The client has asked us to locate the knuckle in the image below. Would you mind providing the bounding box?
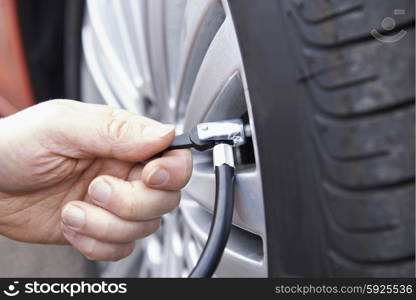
[182,148,193,161]
[127,164,144,181]
[99,214,112,241]
[171,191,181,210]
[123,243,135,257]
[44,100,78,118]
[105,109,131,142]
[185,151,193,175]
[82,238,99,260]
[175,191,182,208]
[45,99,70,109]
[37,102,66,124]
[150,219,161,233]
[181,151,193,180]
[177,171,190,189]
[119,181,141,220]
[110,243,134,261]
[91,175,113,194]
[141,219,161,237]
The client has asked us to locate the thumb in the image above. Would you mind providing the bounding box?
[44,100,175,161]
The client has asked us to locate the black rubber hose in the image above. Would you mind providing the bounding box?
[188,164,235,278]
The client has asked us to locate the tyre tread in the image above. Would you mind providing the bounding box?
[286,0,415,276]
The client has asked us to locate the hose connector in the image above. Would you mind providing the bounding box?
[213,143,235,168]
[197,119,246,148]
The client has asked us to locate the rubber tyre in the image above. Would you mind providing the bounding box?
[229,0,415,277]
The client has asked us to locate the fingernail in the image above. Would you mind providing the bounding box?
[89,179,112,204]
[62,205,85,230]
[147,167,169,186]
[142,124,174,139]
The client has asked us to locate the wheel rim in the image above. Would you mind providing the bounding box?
[82,0,267,277]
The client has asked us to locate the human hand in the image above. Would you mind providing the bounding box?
[0,100,192,261]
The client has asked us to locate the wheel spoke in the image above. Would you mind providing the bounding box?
[128,0,154,98]
[86,0,140,112]
[82,22,120,107]
[164,0,187,98]
[146,0,170,116]
[181,199,266,277]
[184,156,266,236]
[112,1,144,93]
[174,0,226,118]
[99,240,144,277]
[182,17,242,129]
[204,73,247,122]
[160,212,183,277]
[82,0,267,278]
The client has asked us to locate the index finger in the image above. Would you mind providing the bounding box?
[142,149,193,191]
[42,100,175,162]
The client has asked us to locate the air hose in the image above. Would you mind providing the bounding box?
[188,144,235,278]
[163,119,246,278]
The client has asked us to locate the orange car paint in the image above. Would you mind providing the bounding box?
[0,0,35,116]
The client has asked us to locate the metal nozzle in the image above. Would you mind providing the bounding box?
[196,119,246,147]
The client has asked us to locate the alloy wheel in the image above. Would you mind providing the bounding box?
[81,0,267,277]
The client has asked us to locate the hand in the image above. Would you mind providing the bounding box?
[0,100,192,261]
